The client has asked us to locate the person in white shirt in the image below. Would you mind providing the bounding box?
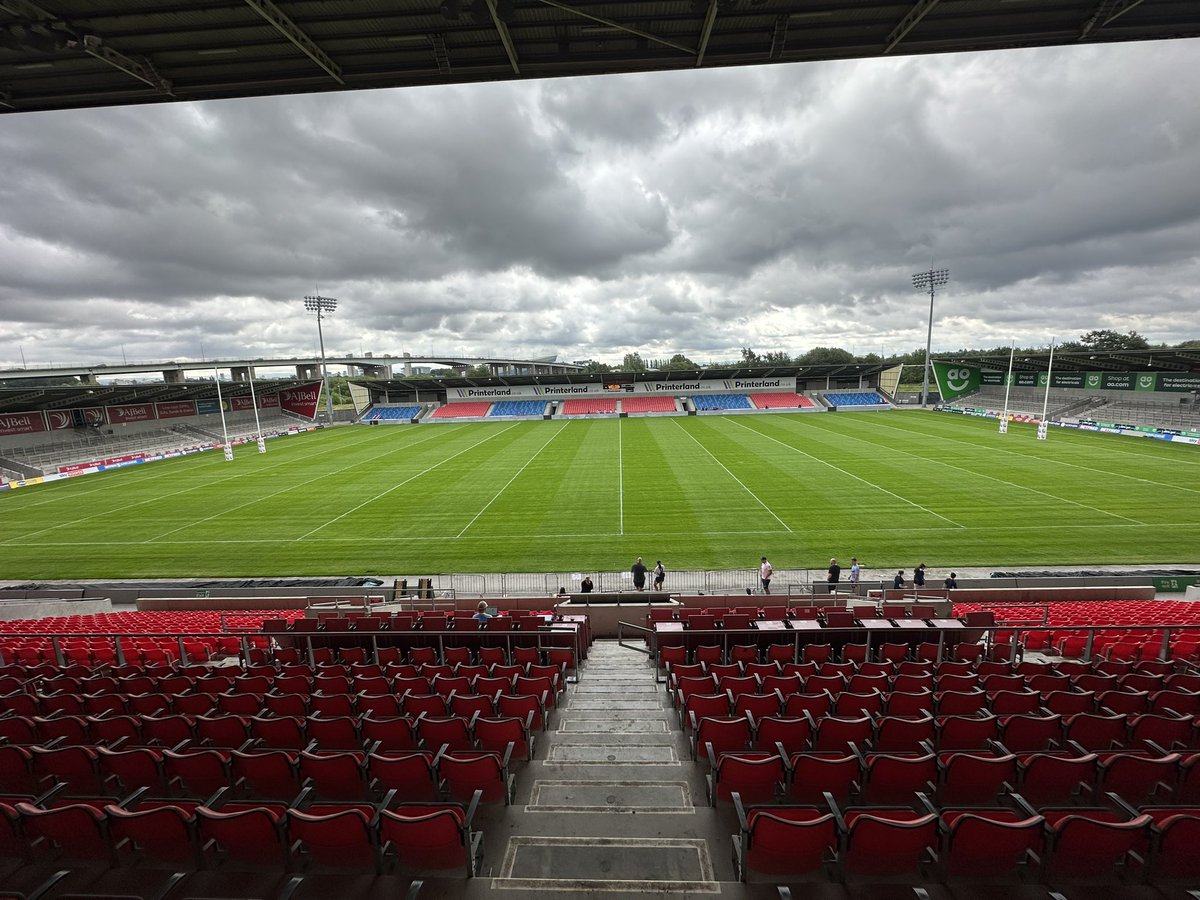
[759,557,773,594]
[849,558,860,585]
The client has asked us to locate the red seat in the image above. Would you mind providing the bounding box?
[439,746,514,805]
[475,714,535,761]
[361,715,417,751]
[858,751,937,805]
[232,749,302,800]
[706,749,786,806]
[163,748,231,797]
[937,752,1018,805]
[106,802,199,866]
[1041,808,1152,881]
[1017,752,1098,805]
[731,794,837,881]
[368,750,440,801]
[16,801,112,864]
[753,715,812,754]
[938,807,1044,880]
[787,753,859,804]
[379,793,483,875]
[811,715,873,753]
[999,714,1062,752]
[299,751,369,800]
[286,804,377,870]
[691,715,751,761]
[839,806,938,879]
[416,715,474,752]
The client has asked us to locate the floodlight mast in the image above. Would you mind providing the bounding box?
[303,295,338,422]
[912,268,950,408]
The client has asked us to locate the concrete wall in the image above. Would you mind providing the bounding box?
[0,597,112,621]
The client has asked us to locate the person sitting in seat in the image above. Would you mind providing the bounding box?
[473,601,493,623]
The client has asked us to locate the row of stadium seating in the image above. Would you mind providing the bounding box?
[360,405,421,421]
[824,391,887,407]
[729,786,1196,883]
[1,785,485,877]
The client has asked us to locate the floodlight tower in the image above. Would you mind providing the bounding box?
[912,267,949,407]
[303,294,338,422]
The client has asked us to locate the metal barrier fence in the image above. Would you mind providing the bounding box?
[438,568,817,598]
[0,626,585,672]
[616,620,1200,677]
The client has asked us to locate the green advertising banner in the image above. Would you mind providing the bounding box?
[1014,372,1038,387]
[1159,373,1200,392]
[1084,372,1104,390]
[1102,373,1136,390]
[1051,371,1086,388]
[980,371,1006,385]
[1134,373,1158,392]
[931,363,981,401]
[1037,372,1048,387]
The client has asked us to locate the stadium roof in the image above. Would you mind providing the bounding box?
[354,361,893,393]
[2,1,1198,114]
[938,348,1200,374]
[0,379,306,413]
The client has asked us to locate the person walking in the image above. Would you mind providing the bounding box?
[652,560,666,591]
[914,563,927,588]
[827,558,841,585]
[759,557,773,594]
[848,558,861,586]
[580,575,594,593]
[631,557,648,591]
[944,572,958,590]
[893,570,906,590]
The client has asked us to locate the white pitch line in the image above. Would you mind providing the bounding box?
[792,415,1148,526]
[670,419,793,533]
[11,519,1197,550]
[0,425,413,542]
[457,422,569,538]
[871,415,1200,496]
[145,426,463,543]
[722,416,967,528]
[298,423,519,539]
[618,417,624,536]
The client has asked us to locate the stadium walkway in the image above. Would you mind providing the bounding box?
[449,639,780,899]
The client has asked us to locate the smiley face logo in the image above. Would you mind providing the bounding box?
[944,367,973,393]
[1138,375,1155,389]
[1086,374,1100,388]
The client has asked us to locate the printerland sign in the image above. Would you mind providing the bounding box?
[279,383,322,419]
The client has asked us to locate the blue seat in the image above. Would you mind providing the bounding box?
[489,400,545,417]
[692,394,751,411]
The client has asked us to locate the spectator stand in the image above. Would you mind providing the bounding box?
[821,391,892,410]
[359,405,422,424]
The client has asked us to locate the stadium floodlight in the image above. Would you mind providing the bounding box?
[912,267,949,408]
[303,294,338,422]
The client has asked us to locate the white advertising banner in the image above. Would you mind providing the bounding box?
[446,377,796,402]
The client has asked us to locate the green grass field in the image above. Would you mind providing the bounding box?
[1,411,1198,579]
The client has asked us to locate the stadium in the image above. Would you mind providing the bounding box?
[3,2,1200,900]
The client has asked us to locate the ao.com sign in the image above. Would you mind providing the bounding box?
[931,363,981,401]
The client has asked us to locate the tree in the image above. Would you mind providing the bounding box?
[740,347,761,366]
[760,351,793,366]
[463,364,493,378]
[579,360,613,374]
[1079,329,1150,351]
[797,346,856,365]
[659,354,697,370]
[621,352,646,372]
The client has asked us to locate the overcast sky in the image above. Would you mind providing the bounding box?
[2,38,1199,373]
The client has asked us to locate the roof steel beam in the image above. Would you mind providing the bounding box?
[81,35,174,95]
[430,32,451,75]
[769,14,790,60]
[533,0,697,56]
[482,0,520,74]
[884,0,942,54]
[695,0,719,67]
[242,0,344,84]
[1079,0,1148,40]
[0,90,15,111]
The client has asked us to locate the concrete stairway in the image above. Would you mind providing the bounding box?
[453,638,777,899]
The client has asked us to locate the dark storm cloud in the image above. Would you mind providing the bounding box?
[1,40,1198,369]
